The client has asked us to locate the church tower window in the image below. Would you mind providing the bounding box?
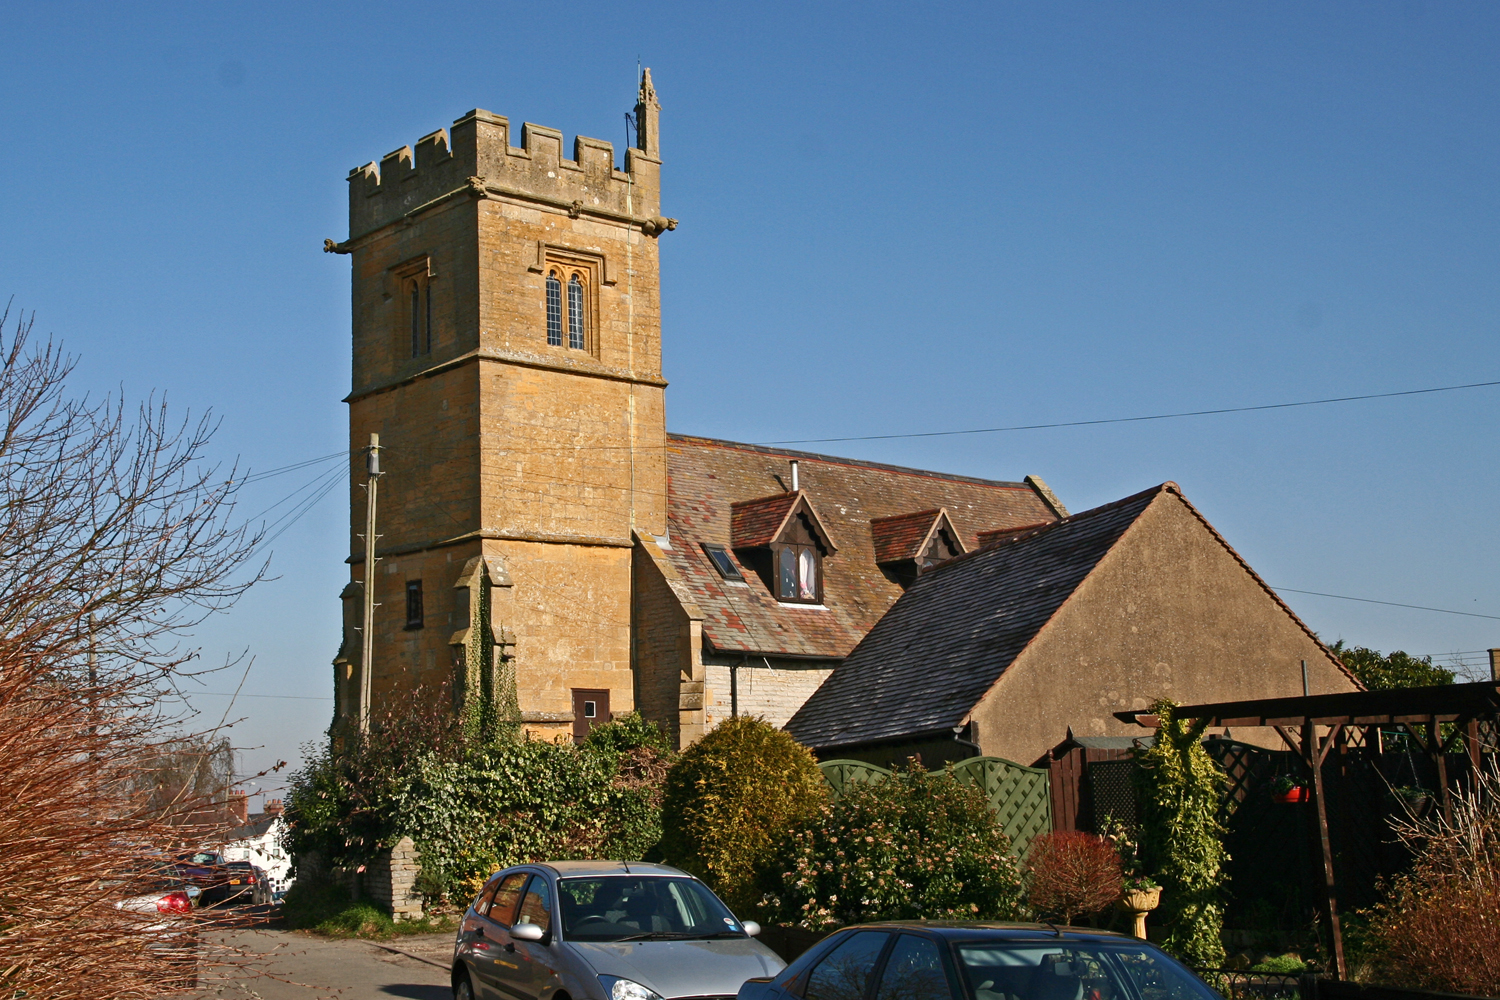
[546,271,563,346]
[393,256,434,359]
[568,275,586,349]
[407,280,432,357]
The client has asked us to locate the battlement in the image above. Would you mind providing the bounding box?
[348,81,663,240]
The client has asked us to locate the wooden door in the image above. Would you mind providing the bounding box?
[572,689,609,742]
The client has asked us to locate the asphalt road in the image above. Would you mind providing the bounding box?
[196,928,453,1000]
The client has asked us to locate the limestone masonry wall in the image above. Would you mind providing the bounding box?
[348,110,661,240]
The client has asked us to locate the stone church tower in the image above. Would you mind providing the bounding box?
[330,72,674,740]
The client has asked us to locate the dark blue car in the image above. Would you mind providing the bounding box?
[737,923,1221,1000]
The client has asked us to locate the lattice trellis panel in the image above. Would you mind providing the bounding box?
[818,756,1053,857]
[950,756,1053,857]
[817,759,891,798]
[1088,759,1138,830]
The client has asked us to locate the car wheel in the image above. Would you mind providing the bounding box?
[454,972,476,1000]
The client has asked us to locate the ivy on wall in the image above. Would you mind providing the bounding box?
[283,708,672,903]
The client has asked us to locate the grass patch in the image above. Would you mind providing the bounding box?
[281,878,456,940]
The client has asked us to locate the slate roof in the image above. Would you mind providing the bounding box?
[662,435,1063,660]
[785,485,1167,749]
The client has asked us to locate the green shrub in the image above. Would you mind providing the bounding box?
[1134,699,1228,967]
[659,717,825,913]
[758,761,1026,930]
[283,708,673,903]
[1250,955,1308,974]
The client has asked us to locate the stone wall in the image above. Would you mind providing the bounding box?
[296,836,424,922]
[363,837,424,922]
[703,656,836,731]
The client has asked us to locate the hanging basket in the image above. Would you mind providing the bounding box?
[1273,786,1311,804]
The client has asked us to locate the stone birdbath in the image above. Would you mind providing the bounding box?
[1116,886,1162,940]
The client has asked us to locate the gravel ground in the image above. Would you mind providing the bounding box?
[195,928,454,1000]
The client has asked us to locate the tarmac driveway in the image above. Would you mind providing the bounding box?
[196,928,452,1000]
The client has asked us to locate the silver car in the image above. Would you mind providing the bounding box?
[452,861,786,1000]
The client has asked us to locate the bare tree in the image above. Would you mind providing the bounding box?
[0,304,271,998]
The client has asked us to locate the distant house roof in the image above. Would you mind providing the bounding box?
[662,435,1065,660]
[786,482,1359,751]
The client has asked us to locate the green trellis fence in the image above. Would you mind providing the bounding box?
[817,756,1053,856]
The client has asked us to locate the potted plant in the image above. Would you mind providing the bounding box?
[1271,776,1310,804]
[1100,818,1162,939]
[1390,785,1433,816]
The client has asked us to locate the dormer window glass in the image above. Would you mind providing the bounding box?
[777,544,820,602]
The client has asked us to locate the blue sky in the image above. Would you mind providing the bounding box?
[2,2,1497,798]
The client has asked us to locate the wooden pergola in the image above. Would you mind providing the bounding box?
[1116,681,1500,980]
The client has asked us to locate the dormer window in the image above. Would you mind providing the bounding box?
[730,491,838,606]
[871,508,968,589]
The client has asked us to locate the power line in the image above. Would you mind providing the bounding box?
[239,450,347,484]
[1273,586,1500,622]
[759,378,1500,446]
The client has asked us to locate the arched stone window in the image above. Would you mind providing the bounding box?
[567,274,586,349]
[546,271,563,346]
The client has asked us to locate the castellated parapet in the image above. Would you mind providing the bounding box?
[347,110,661,241]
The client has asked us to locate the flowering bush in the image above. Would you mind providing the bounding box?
[757,762,1025,929]
[1027,831,1123,924]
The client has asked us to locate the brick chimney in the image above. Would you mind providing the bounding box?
[264,798,284,817]
[229,790,248,825]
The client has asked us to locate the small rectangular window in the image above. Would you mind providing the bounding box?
[583,700,597,719]
[702,543,744,581]
[405,580,424,629]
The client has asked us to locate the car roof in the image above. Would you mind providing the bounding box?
[831,922,1140,944]
[528,861,691,878]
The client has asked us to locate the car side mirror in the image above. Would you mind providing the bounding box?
[741,921,761,937]
[511,923,546,942]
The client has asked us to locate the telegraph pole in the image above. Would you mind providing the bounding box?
[359,433,382,735]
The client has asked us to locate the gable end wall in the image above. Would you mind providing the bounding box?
[971,493,1356,763]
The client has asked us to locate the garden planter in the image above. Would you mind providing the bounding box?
[1273,787,1310,804]
[1115,887,1162,940]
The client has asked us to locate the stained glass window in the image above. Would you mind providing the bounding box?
[546,271,563,346]
[568,274,585,349]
